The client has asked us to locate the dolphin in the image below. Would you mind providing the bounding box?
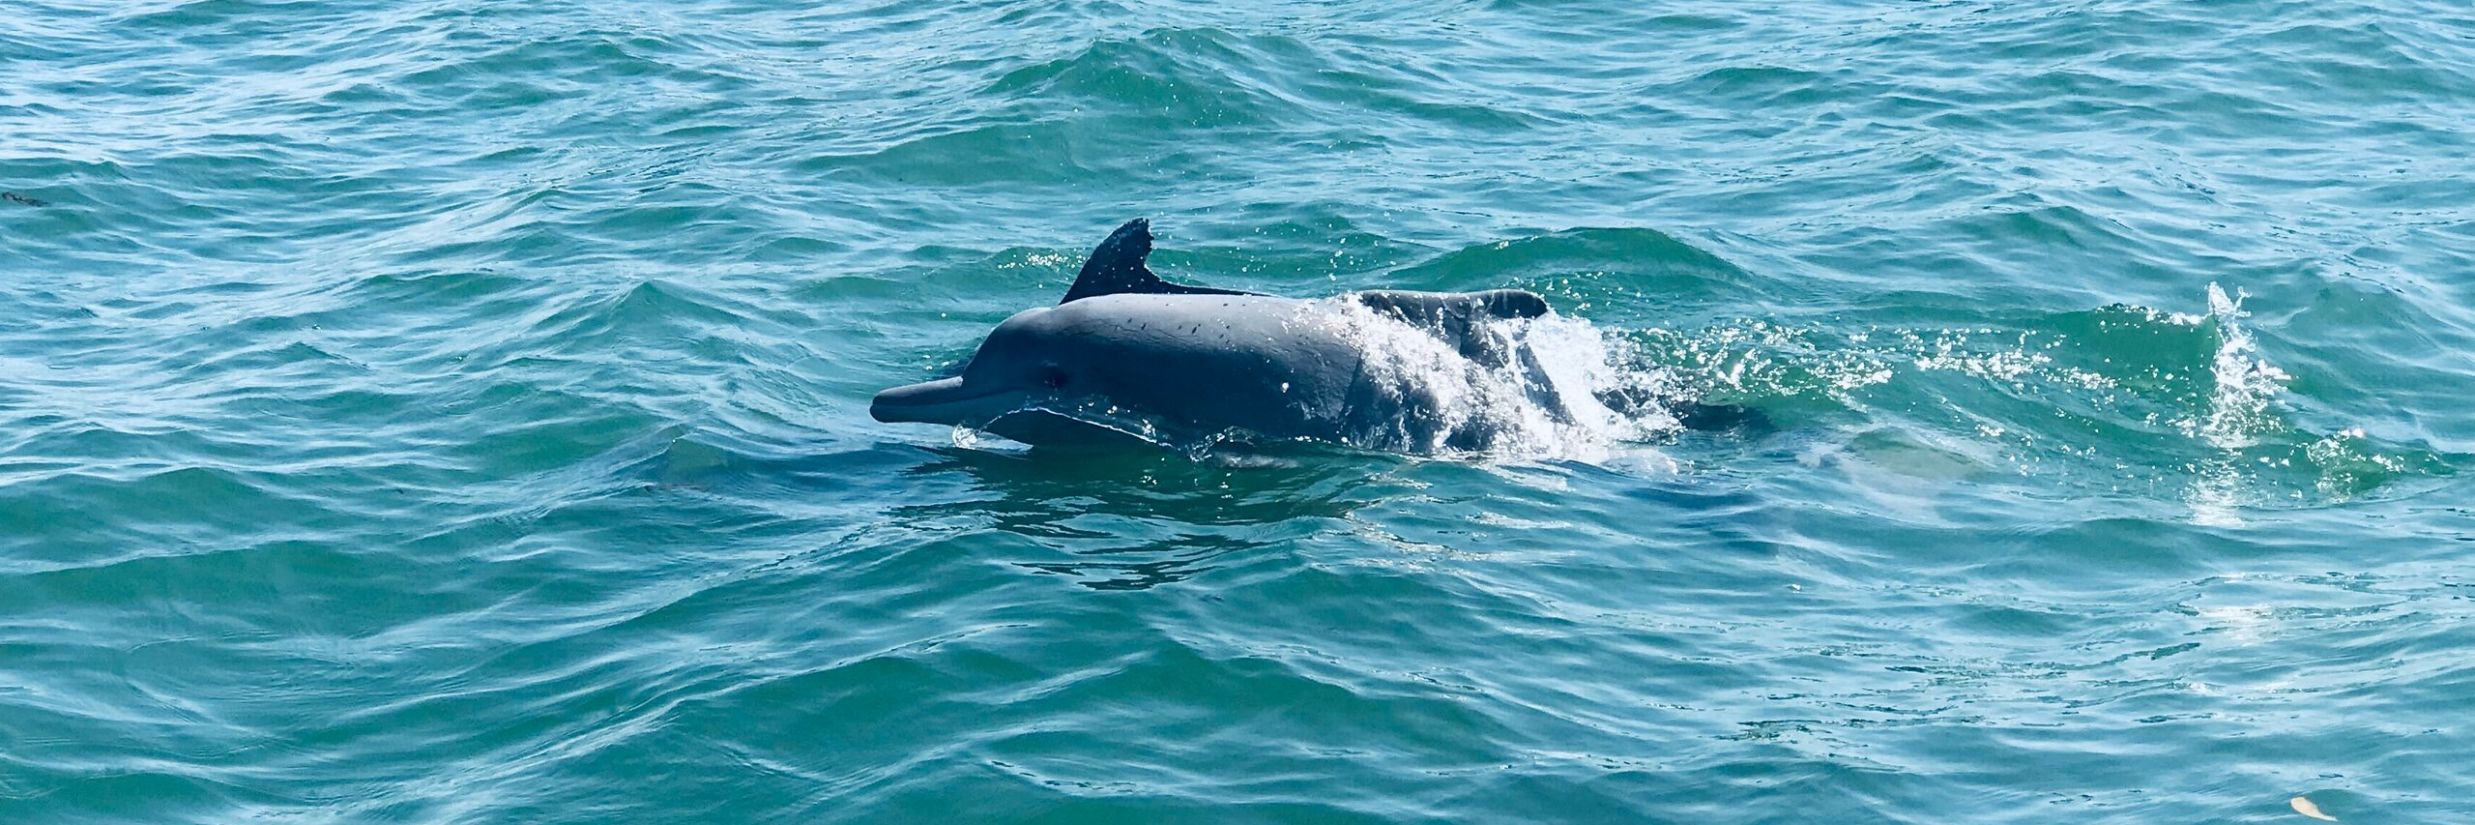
[871,219,1738,452]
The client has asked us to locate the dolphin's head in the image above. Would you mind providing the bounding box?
[870,306,1090,429]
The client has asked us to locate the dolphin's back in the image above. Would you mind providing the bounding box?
[1038,294,1366,440]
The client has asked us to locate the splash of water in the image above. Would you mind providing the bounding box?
[2185,283,2292,527]
[1319,297,1682,460]
[2192,283,2292,450]
[1618,282,2445,509]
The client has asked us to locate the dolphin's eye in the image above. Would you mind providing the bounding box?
[1039,366,1070,389]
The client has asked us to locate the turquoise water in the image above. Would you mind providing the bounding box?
[7,0,2475,821]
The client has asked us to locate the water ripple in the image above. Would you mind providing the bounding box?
[8,0,2475,821]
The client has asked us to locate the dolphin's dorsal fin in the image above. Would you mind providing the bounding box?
[1060,218,1259,304]
[1355,289,1550,324]
[1356,289,1553,367]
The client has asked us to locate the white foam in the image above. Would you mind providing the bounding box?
[1312,297,1682,462]
[2185,283,2292,526]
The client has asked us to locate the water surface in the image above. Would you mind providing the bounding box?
[5,0,2475,822]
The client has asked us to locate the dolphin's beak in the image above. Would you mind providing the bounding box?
[870,377,1018,425]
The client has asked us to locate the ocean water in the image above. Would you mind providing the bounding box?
[6,0,2475,821]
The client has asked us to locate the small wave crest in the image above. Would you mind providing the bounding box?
[1622,282,2453,515]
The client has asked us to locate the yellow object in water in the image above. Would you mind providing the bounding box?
[2289,796,2336,821]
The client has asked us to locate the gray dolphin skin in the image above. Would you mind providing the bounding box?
[871,219,1571,450]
